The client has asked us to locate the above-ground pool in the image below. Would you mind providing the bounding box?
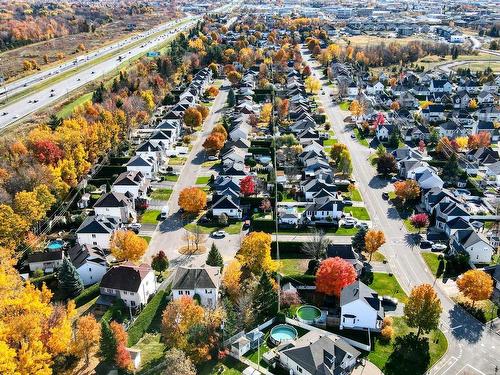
[269,324,298,345]
[296,305,322,324]
[47,240,65,251]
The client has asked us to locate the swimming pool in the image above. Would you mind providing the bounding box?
[47,240,65,250]
[296,305,322,324]
[269,324,298,345]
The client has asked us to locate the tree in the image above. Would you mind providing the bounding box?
[205,86,219,98]
[163,348,196,375]
[315,257,357,297]
[227,88,235,107]
[352,225,368,253]
[303,65,312,77]
[304,76,321,93]
[183,107,203,129]
[442,153,460,183]
[377,153,397,176]
[388,128,400,148]
[99,320,117,363]
[404,284,442,338]
[409,213,429,233]
[281,289,302,307]
[151,250,169,273]
[349,100,364,119]
[337,149,353,176]
[13,190,46,224]
[239,176,256,196]
[301,230,329,260]
[260,103,273,123]
[227,71,242,85]
[252,272,278,323]
[222,259,242,300]
[456,270,493,307]
[329,143,348,164]
[364,230,386,262]
[418,139,426,153]
[0,206,30,249]
[115,343,132,370]
[73,315,101,366]
[196,105,210,120]
[206,243,224,269]
[238,231,276,274]
[390,101,400,111]
[178,187,207,214]
[110,230,148,263]
[203,133,225,152]
[58,257,84,298]
[468,98,478,110]
[393,179,420,203]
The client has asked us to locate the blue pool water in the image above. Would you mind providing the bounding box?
[47,241,64,250]
[270,325,298,344]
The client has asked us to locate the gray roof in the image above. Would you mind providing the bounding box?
[68,243,107,269]
[340,281,383,319]
[172,266,221,290]
[76,215,120,234]
[93,192,132,209]
[28,249,63,263]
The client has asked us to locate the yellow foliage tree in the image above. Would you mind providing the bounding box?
[72,315,101,366]
[178,187,207,214]
[260,103,273,123]
[222,259,242,300]
[305,76,321,94]
[364,230,386,262]
[456,270,493,306]
[237,231,276,274]
[0,205,29,249]
[110,230,148,263]
[13,190,46,224]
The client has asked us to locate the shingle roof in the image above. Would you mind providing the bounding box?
[172,266,221,290]
[28,249,63,263]
[76,215,120,234]
[100,263,152,292]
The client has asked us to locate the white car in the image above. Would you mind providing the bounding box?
[212,230,226,238]
[128,223,142,231]
[431,243,447,251]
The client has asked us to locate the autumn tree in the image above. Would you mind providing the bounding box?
[315,257,356,297]
[404,284,442,338]
[456,270,493,307]
[305,76,321,93]
[468,98,478,110]
[203,133,225,152]
[337,149,353,176]
[178,187,207,214]
[183,107,203,129]
[409,213,429,233]
[364,230,386,262]
[205,85,219,98]
[0,204,30,249]
[349,100,364,120]
[393,179,420,203]
[73,315,101,366]
[260,103,273,123]
[329,143,348,164]
[376,153,397,176]
[239,175,256,196]
[196,105,210,120]
[238,231,276,274]
[151,250,169,273]
[163,348,196,375]
[110,230,148,263]
[58,257,84,298]
[206,243,224,269]
[227,71,242,85]
[110,322,131,370]
[222,259,242,300]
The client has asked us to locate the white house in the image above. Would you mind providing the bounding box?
[99,263,156,309]
[485,161,500,186]
[111,170,149,200]
[27,249,64,273]
[68,244,108,286]
[76,215,121,249]
[126,155,157,179]
[303,197,343,223]
[347,82,359,98]
[376,124,395,142]
[211,195,242,219]
[171,266,221,308]
[430,79,452,93]
[366,81,384,95]
[450,228,494,265]
[93,191,136,223]
[340,281,384,331]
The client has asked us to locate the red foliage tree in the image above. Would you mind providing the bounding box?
[418,140,426,153]
[115,343,131,370]
[373,112,385,128]
[31,139,64,165]
[410,213,429,233]
[315,257,356,297]
[239,176,256,196]
[303,65,312,77]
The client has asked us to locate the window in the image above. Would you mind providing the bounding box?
[92,234,96,238]
[186,291,190,296]
[89,268,92,272]
[297,366,302,373]
[123,291,128,295]
[179,291,183,295]
[93,242,97,246]
[131,301,136,307]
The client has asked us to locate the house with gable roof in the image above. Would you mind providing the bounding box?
[172,266,221,308]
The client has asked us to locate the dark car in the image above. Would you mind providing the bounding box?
[343,200,353,206]
[420,240,433,249]
[382,296,398,306]
[382,192,389,200]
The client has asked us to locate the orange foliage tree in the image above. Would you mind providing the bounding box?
[364,230,386,262]
[110,230,148,263]
[183,107,203,129]
[315,257,356,297]
[178,187,207,214]
[456,270,493,307]
[393,179,420,203]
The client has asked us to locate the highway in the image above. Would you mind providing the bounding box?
[0,1,239,131]
[303,50,500,375]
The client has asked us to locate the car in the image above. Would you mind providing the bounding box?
[431,243,447,251]
[128,223,142,231]
[207,156,218,161]
[212,230,226,238]
[91,71,95,74]
[381,296,398,306]
[420,240,433,249]
[382,192,389,200]
[350,134,356,139]
[342,221,355,228]
[356,222,368,230]
[1,112,7,116]
[50,93,54,97]
[160,206,169,220]
[343,200,353,206]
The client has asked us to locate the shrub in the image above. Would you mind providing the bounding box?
[73,283,100,308]
[381,325,394,341]
[382,316,393,327]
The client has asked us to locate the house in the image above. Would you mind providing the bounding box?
[430,79,452,93]
[453,91,471,109]
[68,244,108,286]
[347,81,359,98]
[450,228,494,265]
[301,178,337,201]
[485,161,500,186]
[211,195,242,219]
[99,263,156,309]
[76,215,121,249]
[327,244,363,275]
[365,81,384,95]
[340,281,384,331]
[376,124,395,141]
[277,331,360,375]
[27,249,64,273]
[422,104,446,122]
[303,197,343,223]
[93,192,136,223]
[483,265,500,302]
[410,165,444,190]
[474,121,499,142]
[433,201,470,233]
[111,171,149,200]
[172,266,221,308]
[477,91,496,106]
[126,155,157,179]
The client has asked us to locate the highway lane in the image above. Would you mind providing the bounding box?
[302,50,500,375]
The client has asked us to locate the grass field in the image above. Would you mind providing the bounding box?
[198,357,246,375]
[421,252,440,277]
[140,210,161,224]
[140,236,152,244]
[195,176,212,185]
[368,317,447,375]
[278,258,310,276]
[361,272,408,304]
[343,206,370,220]
[353,128,370,147]
[163,175,179,182]
[323,138,338,146]
[184,221,242,235]
[56,92,93,118]
[339,101,350,111]
[150,188,172,201]
[168,157,187,166]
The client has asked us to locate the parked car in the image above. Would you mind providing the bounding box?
[343,200,353,206]
[356,222,368,230]
[160,206,169,220]
[431,243,447,251]
[381,296,398,306]
[382,192,389,200]
[211,230,226,238]
[420,240,434,249]
[342,218,357,228]
[128,223,142,231]
[207,156,218,161]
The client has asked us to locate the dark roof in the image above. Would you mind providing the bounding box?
[327,244,356,260]
[76,215,120,234]
[340,281,383,316]
[28,249,63,263]
[93,192,132,208]
[113,170,144,186]
[172,267,221,290]
[212,195,240,210]
[100,263,152,292]
[68,243,107,269]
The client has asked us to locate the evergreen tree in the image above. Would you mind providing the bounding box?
[388,128,400,148]
[58,257,84,298]
[442,153,460,184]
[352,226,368,253]
[227,88,235,107]
[162,92,175,106]
[92,82,106,103]
[99,320,117,363]
[47,114,62,130]
[252,273,278,323]
[429,128,439,147]
[206,243,224,269]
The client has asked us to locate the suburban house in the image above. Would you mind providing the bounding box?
[327,244,363,275]
[126,155,158,179]
[93,192,136,223]
[277,331,360,375]
[450,228,494,265]
[68,243,108,286]
[171,266,221,308]
[111,170,149,200]
[340,281,384,331]
[76,215,121,249]
[27,249,64,273]
[99,263,156,309]
[211,195,242,219]
[303,197,344,223]
[376,123,395,141]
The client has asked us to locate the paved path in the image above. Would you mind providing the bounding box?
[302,49,500,375]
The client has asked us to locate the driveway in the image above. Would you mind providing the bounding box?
[302,49,500,375]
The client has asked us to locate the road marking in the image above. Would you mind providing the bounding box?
[438,357,459,375]
[450,325,463,330]
[456,364,486,375]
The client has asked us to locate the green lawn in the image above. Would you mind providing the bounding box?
[343,206,370,220]
[202,160,220,168]
[184,221,242,235]
[140,210,161,224]
[198,357,246,375]
[350,189,362,201]
[368,317,448,375]
[56,92,93,118]
[244,331,271,369]
[168,157,187,165]
[276,227,358,236]
[163,174,179,182]
[339,101,350,111]
[421,252,440,277]
[363,251,386,262]
[140,236,152,244]
[323,138,338,146]
[403,219,419,233]
[361,272,408,304]
[133,333,166,372]
[353,128,370,147]
[279,258,310,276]
[195,176,212,185]
[150,188,172,201]
[453,296,500,323]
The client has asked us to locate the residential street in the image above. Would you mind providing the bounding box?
[145,83,242,268]
[303,51,500,375]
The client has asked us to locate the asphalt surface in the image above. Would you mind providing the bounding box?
[303,50,500,375]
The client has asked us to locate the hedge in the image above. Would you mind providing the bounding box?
[249,147,272,156]
[94,165,126,179]
[102,299,127,323]
[281,274,316,286]
[251,219,276,232]
[127,287,170,346]
[30,273,56,286]
[271,241,308,257]
[109,157,131,165]
[73,283,100,308]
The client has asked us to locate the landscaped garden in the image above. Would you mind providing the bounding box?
[150,188,172,201]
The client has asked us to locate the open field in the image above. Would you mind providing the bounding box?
[339,34,426,47]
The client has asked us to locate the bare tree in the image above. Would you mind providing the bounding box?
[301,229,330,260]
[183,230,192,252]
[193,225,207,251]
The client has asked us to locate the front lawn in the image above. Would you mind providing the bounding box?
[140,236,152,244]
[133,333,166,373]
[195,176,212,185]
[168,157,187,166]
[163,174,179,182]
[421,252,440,277]
[198,357,246,375]
[140,210,161,224]
[339,101,350,111]
[279,258,310,276]
[403,219,419,233]
[184,221,242,235]
[368,317,448,375]
[353,128,369,147]
[323,138,338,146]
[343,206,370,220]
[453,295,500,323]
[361,272,408,304]
[150,188,172,201]
[350,188,362,201]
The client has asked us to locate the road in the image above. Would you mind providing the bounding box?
[436,59,500,74]
[0,1,239,131]
[303,50,500,375]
